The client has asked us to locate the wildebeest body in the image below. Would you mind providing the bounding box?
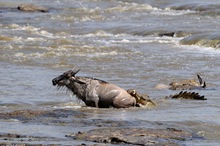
[52,70,136,108]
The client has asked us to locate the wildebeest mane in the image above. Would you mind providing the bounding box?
[82,76,108,84]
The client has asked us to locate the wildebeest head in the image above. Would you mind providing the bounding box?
[52,69,80,87]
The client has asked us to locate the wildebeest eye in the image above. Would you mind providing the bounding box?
[59,74,68,80]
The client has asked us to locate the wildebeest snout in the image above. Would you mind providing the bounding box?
[52,78,58,86]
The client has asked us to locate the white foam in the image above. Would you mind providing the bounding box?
[75,51,118,57]
[52,102,82,109]
[38,30,55,38]
[26,37,45,42]
[8,24,56,39]
[92,51,118,56]
[14,52,25,57]
[110,36,181,45]
[106,2,154,12]
[73,30,114,38]
[6,119,20,122]
[11,24,40,32]
[156,8,196,16]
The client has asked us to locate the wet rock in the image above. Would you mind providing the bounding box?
[180,33,220,48]
[0,109,77,122]
[17,4,49,12]
[0,110,47,121]
[68,127,193,145]
[158,32,176,37]
[157,31,190,37]
[0,109,204,145]
[0,132,63,145]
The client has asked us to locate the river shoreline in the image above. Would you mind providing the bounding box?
[0,108,204,145]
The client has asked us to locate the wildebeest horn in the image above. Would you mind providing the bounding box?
[71,68,80,76]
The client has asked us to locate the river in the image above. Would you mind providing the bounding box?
[0,0,220,145]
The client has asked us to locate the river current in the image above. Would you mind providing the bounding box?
[1,0,220,145]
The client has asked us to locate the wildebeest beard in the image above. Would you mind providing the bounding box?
[54,77,87,101]
[65,77,88,101]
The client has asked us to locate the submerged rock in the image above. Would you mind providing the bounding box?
[180,33,220,49]
[158,31,190,37]
[0,132,64,145]
[0,109,77,122]
[17,4,49,12]
[68,127,194,145]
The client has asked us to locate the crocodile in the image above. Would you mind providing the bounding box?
[169,75,206,90]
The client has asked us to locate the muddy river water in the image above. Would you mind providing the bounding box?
[1,0,220,145]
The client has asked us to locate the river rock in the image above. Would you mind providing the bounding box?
[17,4,49,12]
[68,127,194,145]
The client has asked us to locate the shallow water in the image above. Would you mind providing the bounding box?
[1,0,220,145]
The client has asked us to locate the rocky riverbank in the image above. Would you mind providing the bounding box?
[0,108,203,145]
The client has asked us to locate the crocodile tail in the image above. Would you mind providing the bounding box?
[167,91,207,100]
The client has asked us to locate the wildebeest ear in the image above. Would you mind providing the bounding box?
[71,68,81,76]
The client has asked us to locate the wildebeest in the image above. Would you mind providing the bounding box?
[52,69,136,108]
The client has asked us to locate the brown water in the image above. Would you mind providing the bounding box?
[1,0,220,145]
